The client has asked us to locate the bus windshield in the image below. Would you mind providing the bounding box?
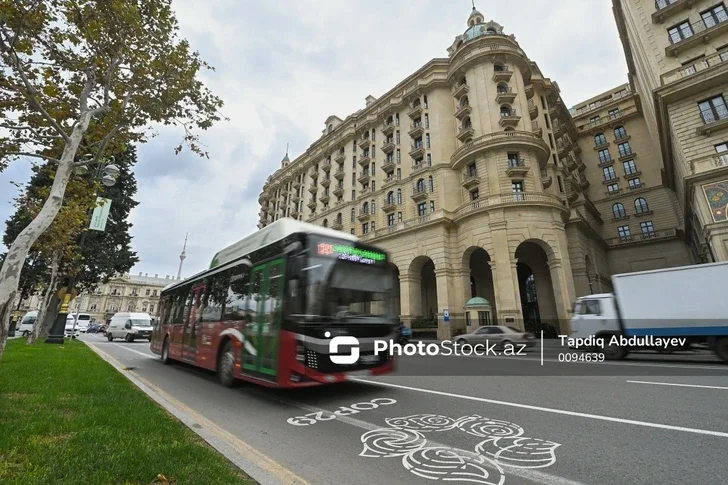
[305,256,395,321]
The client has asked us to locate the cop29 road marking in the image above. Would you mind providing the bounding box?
[351,378,728,438]
[626,380,728,390]
[287,398,397,426]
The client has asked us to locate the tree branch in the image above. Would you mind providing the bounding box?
[6,152,61,164]
[0,26,71,144]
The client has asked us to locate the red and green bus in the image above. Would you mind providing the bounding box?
[150,218,398,388]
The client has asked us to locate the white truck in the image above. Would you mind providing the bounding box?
[569,261,728,362]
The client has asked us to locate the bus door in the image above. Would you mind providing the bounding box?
[243,258,286,380]
[182,284,205,363]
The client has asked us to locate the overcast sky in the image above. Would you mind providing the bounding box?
[0,0,628,281]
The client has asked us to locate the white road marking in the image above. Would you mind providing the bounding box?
[108,343,158,360]
[626,380,728,391]
[273,396,588,485]
[351,379,728,439]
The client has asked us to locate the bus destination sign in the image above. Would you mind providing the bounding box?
[317,242,386,265]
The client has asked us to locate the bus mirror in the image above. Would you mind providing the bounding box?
[239,258,253,269]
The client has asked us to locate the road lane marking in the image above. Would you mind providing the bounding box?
[86,341,310,485]
[626,380,728,390]
[110,343,158,359]
[272,395,588,485]
[351,379,728,439]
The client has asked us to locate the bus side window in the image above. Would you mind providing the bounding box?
[223,263,250,321]
[202,274,225,322]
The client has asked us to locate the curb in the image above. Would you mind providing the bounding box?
[84,341,310,485]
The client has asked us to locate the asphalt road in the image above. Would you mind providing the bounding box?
[81,334,728,485]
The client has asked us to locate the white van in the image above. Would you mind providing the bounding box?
[71,313,92,332]
[106,312,153,342]
[17,311,38,336]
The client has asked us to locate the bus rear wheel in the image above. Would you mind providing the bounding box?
[715,337,728,363]
[218,342,237,388]
[161,337,172,365]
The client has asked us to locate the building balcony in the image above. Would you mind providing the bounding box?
[579,176,590,188]
[381,200,399,212]
[557,138,574,156]
[358,154,371,166]
[291,194,300,202]
[457,125,474,142]
[492,68,513,82]
[382,121,396,136]
[357,210,371,222]
[411,187,429,201]
[333,185,344,197]
[411,162,427,175]
[334,168,345,180]
[334,151,346,163]
[408,104,423,119]
[331,221,343,230]
[358,137,371,150]
[358,171,370,184]
[381,159,396,172]
[499,111,521,128]
[528,99,538,119]
[408,123,425,138]
[566,155,578,171]
[320,194,330,204]
[322,160,331,172]
[381,140,395,154]
[452,82,469,98]
[652,0,691,24]
[665,15,728,57]
[462,171,480,189]
[627,182,645,191]
[690,153,728,174]
[697,108,728,136]
[409,143,426,159]
[495,88,517,104]
[308,185,318,194]
[290,209,300,218]
[506,158,529,177]
[553,120,566,137]
[531,120,542,137]
[452,192,568,221]
[604,228,678,247]
[541,171,553,188]
[309,168,319,179]
[307,200,317,210]
[383,175,398,188]
[605,188,622,197]
[598,158,614,168]
[454,102,471,120]
[661,48,728,86]
[292,180,301,188]
[360,186,372,197]
[321,178,331,188]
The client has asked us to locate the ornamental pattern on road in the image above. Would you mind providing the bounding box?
[359,414,560,484]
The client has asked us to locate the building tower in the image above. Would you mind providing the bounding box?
[177,232,187,280]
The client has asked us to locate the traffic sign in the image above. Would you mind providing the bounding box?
[443,309,450,322]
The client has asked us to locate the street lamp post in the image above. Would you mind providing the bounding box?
[45,157,119,344]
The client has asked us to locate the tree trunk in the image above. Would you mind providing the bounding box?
[28,252,60,345]
[0,115,91,360]
[39,294,61,340]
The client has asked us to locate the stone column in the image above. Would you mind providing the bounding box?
[434,267,453,341]
[547,259,575,335]
[398,274,419,325]
[487,249,522,327]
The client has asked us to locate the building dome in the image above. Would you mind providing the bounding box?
[465,296,491,307]
[467,6,484,27]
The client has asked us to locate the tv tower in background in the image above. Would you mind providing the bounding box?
[177,232,188,280]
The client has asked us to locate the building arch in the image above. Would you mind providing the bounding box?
[514,239,561,336]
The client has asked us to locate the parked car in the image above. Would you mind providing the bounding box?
[86,323,102,334]
[64,320,80,339]
[455,325,535,350]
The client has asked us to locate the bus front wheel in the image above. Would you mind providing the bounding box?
[161,337,172,365]
[218,342,237,388]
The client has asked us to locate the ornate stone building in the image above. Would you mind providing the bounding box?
[257,7,697,338]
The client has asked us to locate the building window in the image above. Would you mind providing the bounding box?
[396,131,401,144]
[145,288,151,296]
[589,115,601,126]
[323,218,328,228]
[396,168,402,179]
[430,201,435,213]
[372,181,376,192]
[387,213,395,226]
[416,178,425,193]
[668,20,693,44]
[594,133,607,146]
[362,222,369,234]
[702,4,728,28]
[512,181,524,200]
[640,221,656,238]
[598,148,611,163]
[628,177,643,190]
[614,126,627,140]
[618,225,632,242]
[603,166,617,181]
[362,202,369,214]
[352,190,356,200]
[698,95,728,123]
[467,162,476,176]
[152,290,157,297]
[635,197,649,213]
[557,176,564,193]
[428,175,434,192]
[396,149,401,163]
[617,141,632,157]
[427,153,432,166]
[425,114,430,128]
[397,189,402,204]
[351,208,355,222]
[387,191,394,204]
[623,160,638,175]
[470,189,479,200]
[612,202,627,219]
[150,304,155,313]
[371,200,376,213]
[417,202,427,216]
[351,228,355,234]
[425,133,431,149]
[397,212,403,222]
[607,183,620,194]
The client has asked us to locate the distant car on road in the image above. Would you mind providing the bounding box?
[17,311,38,337]
[455,325,535,350]
[106,312,153,342]
[64,321,79,339]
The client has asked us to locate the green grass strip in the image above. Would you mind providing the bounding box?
[0,338,256,485]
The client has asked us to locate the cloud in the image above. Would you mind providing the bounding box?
[0,0,628,280]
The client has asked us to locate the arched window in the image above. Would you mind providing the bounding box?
[634,197,649,214]
[371,199,376,213]
[614,126,627,140]
[428,175,434,192]
[336,212,342,224]
[494,63,505,72]
[416,178,425,192]
[397,189,402,204]
[594,133,607,146]
[612,203,626,219]
[497,83,509,94]
[459,96,469,108]
[387,191,394,204]
[486,28,497,34]
[323,218,328,228]
[351,208,355,222]
[500,105,511,117]
[462,116,472,129]
[362,202,369,214]
[386,115,393,125]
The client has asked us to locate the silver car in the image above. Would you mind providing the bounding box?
[456,325,535,350]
